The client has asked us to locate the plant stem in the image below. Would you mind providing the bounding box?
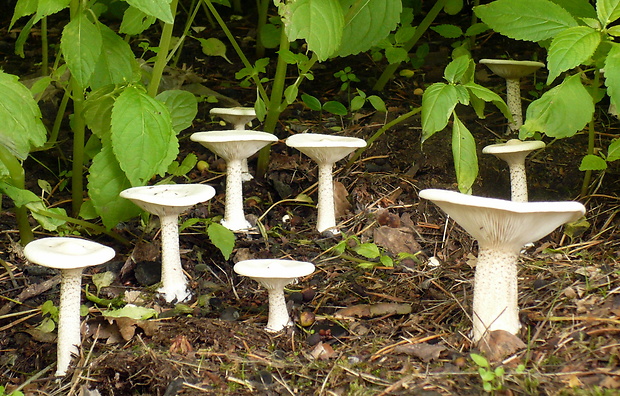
[172,0,200,68]
[255,0,269,58]
[147,0,179,97]
[580,69,600,198]
[373,0,448,91]
[0,146,34,244]
[41,16,48,75]
[70,76,86,217]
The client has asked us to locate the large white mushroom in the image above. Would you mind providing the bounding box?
[234,259,315,332]
[120,184,215,303]
[419,189,585,343]
[483,139,545,202]
[285,133,366,235]
[23,237,116,377]
[191,130,278,231]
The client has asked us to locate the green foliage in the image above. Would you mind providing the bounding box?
[0,385,24,396]
[470,353,505,393]
[332,234,394,269]
[179,218,236,260]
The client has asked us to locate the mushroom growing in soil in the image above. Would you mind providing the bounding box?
[479,59,545,133]
[233,259,315,332]
[23,237,116,377]
[120,184,216,303]
[483,139,545,202]
[285,133,367,235]
[191,130,278,231]
[419,189,585,344]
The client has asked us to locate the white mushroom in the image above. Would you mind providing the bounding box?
[120,184,216,303]
[233,259,315,332]
[23,237,115,377]
[482,139,545,202]
[285,133,367,235]
[210,107,258,181]
[419,189,585,343]
[191,131,278,231]
[479,59,545,134]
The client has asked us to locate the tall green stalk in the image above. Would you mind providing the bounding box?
[580,69,601,198]
[148,0,179,97]
[0,146,34,244]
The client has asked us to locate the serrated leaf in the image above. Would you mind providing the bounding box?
[520,74,594,139]
[464,82,512,120]
[597,0,620,26]
[60,13,102,88]
[452,115,478,194]
[550,0,596,18]
[35,0,71,24]
[394,26,416,44]
[421,83,458,140]
[120,6,156,35]
[431,24,463,39]
[84,85,117,139]
[384,47,409,64]
[579,154,607,170]
[156,90,198,133]
[125,0,173,24]
[444,56,472,84]
[207,222,235,260]
[280,0,344,61]
[323,101,347,116]
[607,139,620,161]
[111,86,178,186]
[547,26,601,84]
[91,24,137,90]
[353,243,380,259]
[605,43,620,114]
[474,0,578,42]
[10,0,37,30]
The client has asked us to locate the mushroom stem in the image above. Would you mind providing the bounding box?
[472,248,520,342]
[316,162,337,234]
[507,161,528,202]
[158,214,190,303]
[266,287,292,332]
[56,267,84,377]
[223,158,251,231]
[506,78,522,133]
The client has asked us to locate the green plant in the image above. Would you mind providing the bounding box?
[333,66,360,92]
[0,386,24,396]
[474,0,620,196]
[332,233,394,269]
[471,353,506,393]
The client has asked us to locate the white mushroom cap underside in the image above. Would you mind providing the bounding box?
[190,131,278,160]
[482,139,545,155]
[419,189,585,250]
[234,259,315,280]
[210,107,256,117]
[479,59,546,79]
[120,184,215,216]
[24,237,115,269]
[285,134,367,164]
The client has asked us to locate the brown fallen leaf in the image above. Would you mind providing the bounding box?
[309,341,335,360]
[477,330,526,362]
[393,342,446,362]
[333,181,351,219]
[334,302,412,319]
[373,226,421,256]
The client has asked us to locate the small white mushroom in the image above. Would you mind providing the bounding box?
[479,59,545,134]
[419,189,585,343]
[233,259,315,332]
[191,130,278,231]
[23,237,115,377]
[120,184,216,303]
[285,133,367,235]
[210,107,258,181]
[482,139,545,202]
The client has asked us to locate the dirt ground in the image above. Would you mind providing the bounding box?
[1,2,620,395]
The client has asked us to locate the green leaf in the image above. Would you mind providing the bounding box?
[156,90,198,133]
[125,0,173,24]
[10,0,37,30]
[607,139,620,161]
[301,93,322,111]
[102,304,158,320]
[464,82,512,120]
[92,271,116,294]
[255,95,267,122]
[60,13,102,88]
[431,24,463,39]
[384,47,409,64]
[91,24,137,90]
[120,6,156,35]
[280,0,344,61]
[335,0,402,57]
[353,243,381,259]
[368,95,387,112]
[207,222,236,260]
[421,83,458,141]
[470,353,490,368]
[605,43,620,114]
[579,154,607,170]
[111,86,178,185]
[479,369,496,382]
[35,0,71,23]
[323,101,348,116]
[550,0,596,19]
[260,23,281,49]
[521,74,594,139]
[444,56,472,84]
[379,255,393,267]
[84,85,117,139]
[197,37,231,63]
[0,181,41,207]
[597,0,620,26]
[36,317,56,333]
[547,26,601,84]
[284,84,299,105]
[465,23,489,37]
[167,153,197,177]
[28,205,67,231]
[394,26,416,44]
[0,71,47,159]
[350,95,366,112]
[452,115,478,194]
[474,0,578,42]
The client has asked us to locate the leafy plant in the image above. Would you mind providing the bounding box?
[471,353,505,393]
[332,234,394,269]
[179,218,236,260]
[0,386,24,396]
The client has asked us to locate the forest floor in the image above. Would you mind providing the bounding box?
[1,2,620,395]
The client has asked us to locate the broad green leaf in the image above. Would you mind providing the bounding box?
[167,153,197,177]
[280,0,344,61]
[84,85,117,139]
[455,85,469,105]
[36,317,56,333]
[125,0,173,24]
[421,83,458,140]
[284,84,298,105]
[547,26,601,84]
[379,255,393,267]
[464,82,512,120]
[260,23,282,49]
[111,87,178,186]
[394,26,416,44]
[0,181,41,207]
[444,0,463,15]
[465,23,489,37]
[0,71,47,160]
[336,0,401,57]
[156,90,198,133]
[607,139,620,161]
[384,47,409,64]
[368,95,386,112]
[579,154,607,170]
[605,43,620,114]
[474,0,578,42]
[301,93,322,111]
[550,0,596,18]
[35,0,71,23]
[29,205,67,231]
[60,13,102,88]
[353,243,380,259]
[609,26,620,36]
[197,37,231,63]
[10,0,37,30]
[350,95,366,112]
[520,74,594,139]
[207,222,235,260]
[444,56,472,84]
[119,6,156,35]
[102,304,157,320]
[452,115,478,194]
[88,144,141,228]
[470,353,490,368]
[431,24,463,39]
[91,24,137,90]
[323,101,347,116]
[597,0,620,27]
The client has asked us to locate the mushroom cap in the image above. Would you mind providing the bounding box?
[479,59,545,79]
[24,237,115,269]
[482,139,545,164]
[210,107,257,126]
[285,133,367,164]
[234,259,315,289]
[419,189,585,250]
[120,184,216,217]
[190,131,278,161]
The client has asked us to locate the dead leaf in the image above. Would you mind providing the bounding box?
[169,334,194,356]
[24,328,57,343]
[373,226,421,256]
[309,342,335,360]
[394,342,446,362]
[333,181,351,219]
[477,330,526,362]
[599,375,620,389]
[335,303,412,319]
